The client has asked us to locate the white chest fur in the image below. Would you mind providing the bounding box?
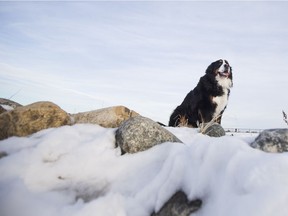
[213,76,232,118]
[212,89,229,117]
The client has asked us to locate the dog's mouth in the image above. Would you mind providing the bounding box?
[218,70,230,78]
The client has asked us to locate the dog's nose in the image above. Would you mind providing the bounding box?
[224,64,229,69]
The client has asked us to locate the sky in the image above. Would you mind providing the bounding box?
[0,1,288,129]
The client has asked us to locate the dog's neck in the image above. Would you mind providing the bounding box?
[216,76,233,89]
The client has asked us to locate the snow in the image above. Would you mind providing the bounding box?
[0,104,14,111]
[1,124,288,216]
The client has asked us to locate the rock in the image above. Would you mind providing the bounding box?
[115,116,182,154]
[0,98,22,109]
[71,106,139,128]
[151,191,202,216]
[251,128,288,153]
[0,151,8,159]
[201,122,226,137]
[0,101,71,140]
[0,106,6,115]
[0,98,22,114]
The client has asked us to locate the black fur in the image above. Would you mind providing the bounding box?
[169,59,233,127]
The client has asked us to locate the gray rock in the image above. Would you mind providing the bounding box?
[0,98,22,109]
[251,128,288,153]
[0,98,23,114]
[151,191,202,216]
[201,122,226,137]
[115,116,182,154]
[0,151,8,159]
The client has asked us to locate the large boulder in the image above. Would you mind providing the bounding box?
[0,101,71,140]
[251,128,288,153]
[115,116,182,154]
[71,106,139,128]
[151,191,202,216]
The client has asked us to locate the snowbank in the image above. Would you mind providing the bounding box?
[0,124,288,216]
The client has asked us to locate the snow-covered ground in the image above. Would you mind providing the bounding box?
[1,124,288,216]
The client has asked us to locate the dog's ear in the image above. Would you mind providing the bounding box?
[205,62,216,74]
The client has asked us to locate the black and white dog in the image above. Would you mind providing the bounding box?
[169,59,233,127]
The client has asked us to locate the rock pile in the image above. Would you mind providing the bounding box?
[0,99,139,140]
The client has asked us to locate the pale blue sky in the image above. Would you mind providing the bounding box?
[1,1,288,129]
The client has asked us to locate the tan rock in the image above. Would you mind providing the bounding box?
[0,101,71,140]
[71,106,139,128]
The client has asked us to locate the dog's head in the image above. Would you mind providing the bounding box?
[206,59,232,80]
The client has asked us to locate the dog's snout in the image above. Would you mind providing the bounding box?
[224,64,229,69]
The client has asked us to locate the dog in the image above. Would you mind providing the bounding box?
[169,59,233,127]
